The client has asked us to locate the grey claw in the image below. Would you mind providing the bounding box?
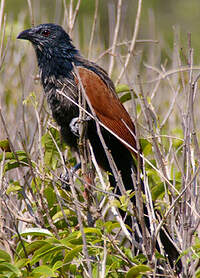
[69,116,91,137]
[60,171,70,190]
[70,117,80,137]
[60,163,81,190]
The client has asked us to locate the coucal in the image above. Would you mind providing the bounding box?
[17,23,182,273]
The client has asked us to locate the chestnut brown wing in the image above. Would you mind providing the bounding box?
[76,67,137,158]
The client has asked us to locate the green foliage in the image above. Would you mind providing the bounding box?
[0,89,190,277]
[0,79,195,276]
[41,127,65,170]
[0,262,22,277]
[23,92,38,109]
[0,139,10,152]
[115,84,137,103]
[0,250,22,277]
[0,190,156,278]
[0,149,29,173]
[140,139,152,157]
[20,228,53,238]
[32,265,58,277]
[126,265,151,278]
[0,250,11,263]
[6,181,21,194]
[0,226,151,277]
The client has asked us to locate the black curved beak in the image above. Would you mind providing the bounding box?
[17,28,33,41]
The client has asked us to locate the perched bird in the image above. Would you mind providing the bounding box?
[17,23,182,273]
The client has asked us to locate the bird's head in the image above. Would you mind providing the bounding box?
[17,23,75,52]
[17,23,79,78]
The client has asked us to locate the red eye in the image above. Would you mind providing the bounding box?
[41,30,50,37]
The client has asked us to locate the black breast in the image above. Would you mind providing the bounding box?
[42,73,79,150]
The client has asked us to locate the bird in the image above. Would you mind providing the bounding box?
[17,23,182,273]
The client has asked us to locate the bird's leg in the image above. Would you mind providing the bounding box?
[69,116,91,137]
[60,162,81,190]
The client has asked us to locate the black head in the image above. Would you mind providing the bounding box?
[17,23,72,49]
[17,23,79,80]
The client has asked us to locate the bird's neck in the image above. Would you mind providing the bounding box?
[35,43,79,86]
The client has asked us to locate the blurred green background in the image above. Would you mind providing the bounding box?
[4,0,200,61]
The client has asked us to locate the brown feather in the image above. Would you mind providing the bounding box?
[75,66,137,157]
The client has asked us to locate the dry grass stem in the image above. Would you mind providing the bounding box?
[116,0,143,84]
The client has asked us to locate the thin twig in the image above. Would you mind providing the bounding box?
[95,39,158,62]
[101,239,107,278]
[70,171,93,277]
[108,0,122,77]
[68,0,81,35]
[116,0,143,84]
[155,165,200,241]
[26,0,34,26]
[88,0,99,59]
[0,0,5,33]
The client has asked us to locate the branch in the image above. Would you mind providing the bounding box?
[116,0,143,84]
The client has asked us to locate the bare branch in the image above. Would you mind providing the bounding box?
[116,0,143,84]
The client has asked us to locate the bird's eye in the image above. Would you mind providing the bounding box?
[41,30,50,37]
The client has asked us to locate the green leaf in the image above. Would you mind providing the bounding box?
[6,181,21,194]
[151,182,165,201]
[23,92,38,108]
[0,250,11,263]
[116,84,130,93]
[140,139,152,156]
[52,260,63,271]
[20,228,53,237]
[44,186,57,208]
[32,265,57,277]
[80,227,102,237]
[105,221,120,233]
[14,258,30,268]
[41,127,63,170]
[2,150,29,172]
[172,128,184,149]
[69,264,77,274]
[61,232,82,247]
[132,254,147,265]
[196,268,200,278]
[193,237,200,251]
[155,251,166,260]
[29,242,53,260]
[0,262,22,277]
[52,209,71,222]
[0,152,13,162]
[116,84,137,101]
[31,245,64,265]
[110,199,121,208]
[120,92,131,103]
[22,240,49,257]
[0,139,10,152]
[63,245,83,264]
[126,265,151,278]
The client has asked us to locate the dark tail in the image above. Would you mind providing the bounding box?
[88,124,182,274]
[110,160,182,274]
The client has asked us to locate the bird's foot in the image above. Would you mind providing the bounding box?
[69,116,91,137]
[60,171,70,190]
[60,163,81,190]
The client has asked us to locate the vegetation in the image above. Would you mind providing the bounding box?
[0,0,200,277]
